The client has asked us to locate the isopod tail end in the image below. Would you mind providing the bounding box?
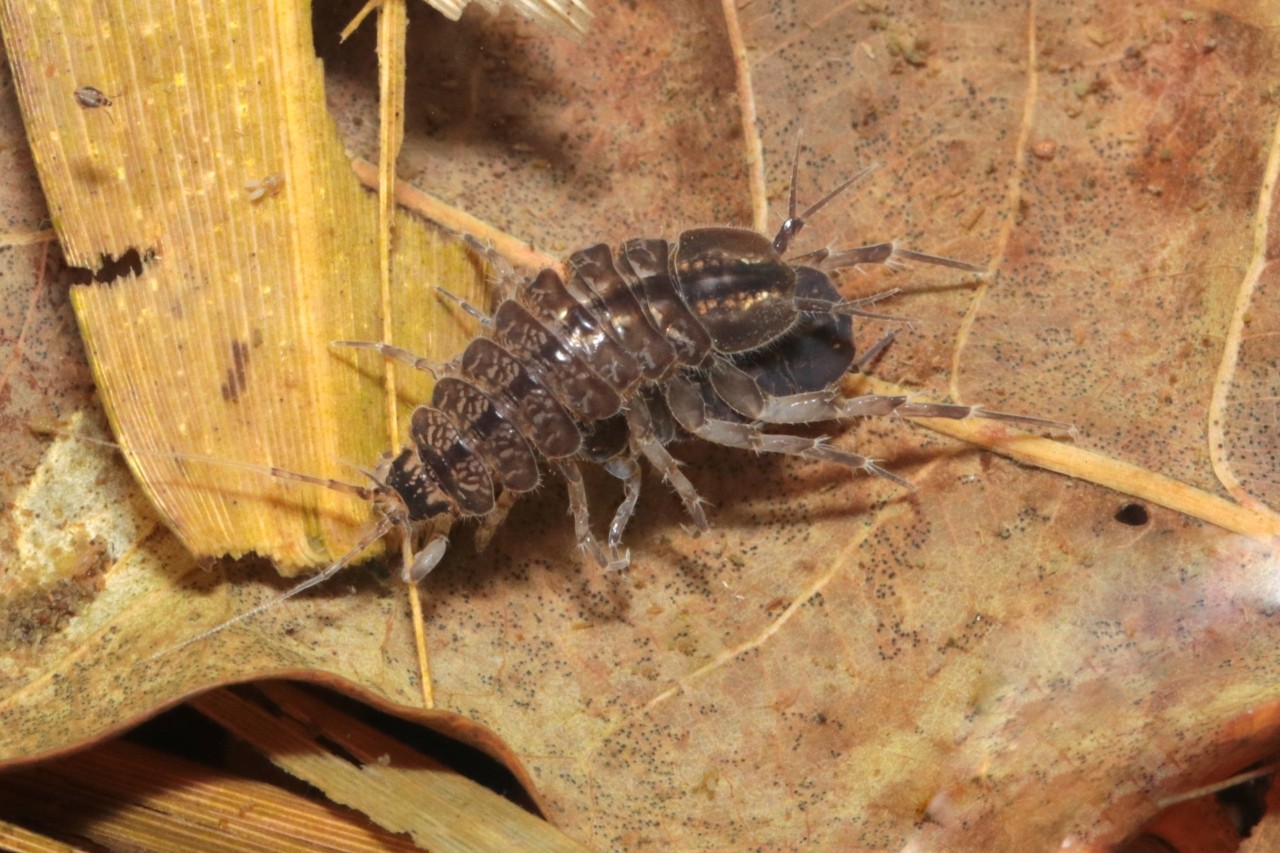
[404,535,449,583]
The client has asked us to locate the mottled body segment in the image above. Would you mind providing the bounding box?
[619,238,713,366]
[493,300,622,421]
[567,244,677,380]
[521,267,643,394]
[380,448,453,522]
[408,407,495,517]
[459,337,581,460]
[430,377,540,493]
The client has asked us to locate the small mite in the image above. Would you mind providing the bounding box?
[74,86,116,109]
[245,173,284,202]
[74,86,119,124]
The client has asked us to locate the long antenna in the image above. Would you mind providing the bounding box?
[144,515,397,662]
[38,424,376,500]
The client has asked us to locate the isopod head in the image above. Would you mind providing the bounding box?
[672,227,799,354]
[375,448,456,522]
[737,266,855,397]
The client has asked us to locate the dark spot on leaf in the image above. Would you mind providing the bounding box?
[66,247,158,285]
[1114,503,1150,526]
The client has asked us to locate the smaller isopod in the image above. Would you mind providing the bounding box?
[74,86,120,123]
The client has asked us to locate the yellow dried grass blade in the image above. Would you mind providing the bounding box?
[0,739,421,852]
[378,0,409,452]
[373,0,436,710]
[192,685,592,852]
[2,0,481,574]
[0,817,89,853]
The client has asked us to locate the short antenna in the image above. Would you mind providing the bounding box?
[772,136,880,254]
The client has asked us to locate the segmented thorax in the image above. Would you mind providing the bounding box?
[671,228,800,354]
[377,226,814,534]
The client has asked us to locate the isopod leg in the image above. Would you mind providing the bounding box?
[751,393,1069,432]
[709,359,1070,432]
[759,392,916,424]
[893,402,1073,433]
[710,360,911,424]
[602,454,642,571]
[474,488,519,553]
[463,234,523,302]
[555,460,612,569]
[435,287,494,327]
[665,377,914,490]
[821,242,987,275]
[625,400,710,533]
[852,331,896,373]
[330,340,443,377]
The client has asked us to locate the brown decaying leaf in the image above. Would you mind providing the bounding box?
[1,1,1279,851]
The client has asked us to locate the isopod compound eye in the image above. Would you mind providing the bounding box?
[672,227,799,354]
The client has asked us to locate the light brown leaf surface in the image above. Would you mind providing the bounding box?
[2,0,1280,850]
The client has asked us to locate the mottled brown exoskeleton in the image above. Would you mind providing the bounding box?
[200,149,1067,633]
[74,86,118,120]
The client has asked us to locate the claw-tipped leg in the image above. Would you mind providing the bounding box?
[665,375,917,491]
[556,460,612,570]
[602,454,643,571]
[894,401,1074,434]
[435,287,494,328]
[625,400,710,534]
